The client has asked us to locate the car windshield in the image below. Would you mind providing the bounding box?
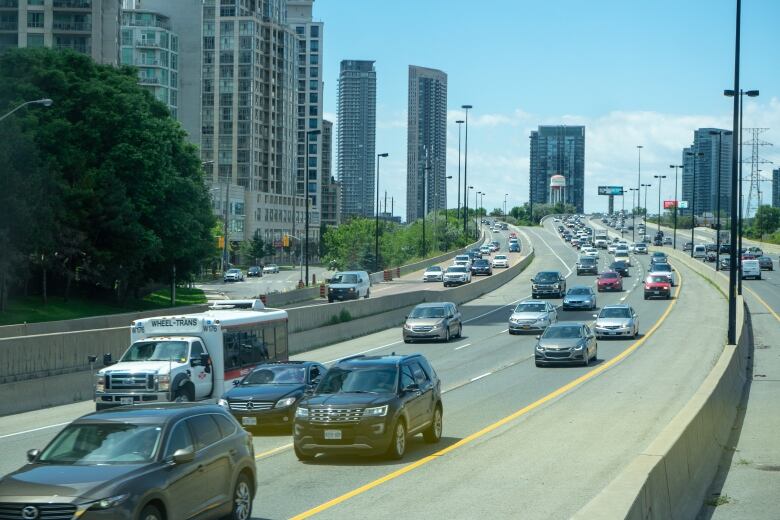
[567,288,591,295]
[653,264,671,272]
[121,341,188,363]
[242,365,306,385]
[228,269,240,274]
[600,272,619,279]
[38,423,162,465]
[600,308,631,319]
[580,258,596,264]
[515,303,547,313]
[316,367,397,394]
[647,275,668,283]
[331,273,358,284]
[535,272,559,282]
[495,255,507,260]
[475,260,489,266]
[448,266,467,273]
[409,306,446,318]
[611,262,626,268]
[542,326,582,339]
[426,266,442,272]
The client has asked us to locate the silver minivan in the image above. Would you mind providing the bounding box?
[692,244,707,259]
[327,270,371,302]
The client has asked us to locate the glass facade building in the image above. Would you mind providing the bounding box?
[681,128,733,217]
[529,125,586,213]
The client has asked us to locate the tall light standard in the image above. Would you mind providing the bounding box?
[641,183,652,230]
[461,105,473,233]
[669,164,683,249]
[437,175,453,251]
[0,98,53,122]
[374,152,389,272]
[476,191,484,239]
[503,193,508,220]
[634,145,643,241]
[628,188,638,239]
[687,151,705,257]
[456,119,464,220]
[468,185,475,239]
[304,128,321,285]
[724,89,758,295]
[422,155,431,257]
[709,130,731,266]
[653,175,667,236]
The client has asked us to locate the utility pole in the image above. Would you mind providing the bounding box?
[222,181,230,273]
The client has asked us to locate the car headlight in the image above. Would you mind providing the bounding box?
[535,344,545,351]
[95,374,105,393]
[532,284,539,289]
[84,494,130,510]
[554,283,561,289]
[363,405,388,417]
[349,287,355,292]
[156,374,170,391]
[573,343,585,350]
[275,397,297,408]
[217,398,229,408]
[431,322,443,330]
[404,323,413,330]
[295,407,309,418]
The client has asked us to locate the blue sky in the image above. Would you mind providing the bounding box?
[314,0,780,216]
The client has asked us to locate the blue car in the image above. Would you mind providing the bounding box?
[509,242,521,252]
[562,286,597,310]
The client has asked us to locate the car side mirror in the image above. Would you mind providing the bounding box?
[171,448,196,465]
[535,335,541,340]
[201,353,211,373]
[102,353,114,366]
[26,449,40,463]
[403,383,420,393]
[232,379,241,386]
[592,314,598,318]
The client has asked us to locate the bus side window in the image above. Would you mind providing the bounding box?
[223,331,240,370]
[275,323,288,360]
[263,325,276,361]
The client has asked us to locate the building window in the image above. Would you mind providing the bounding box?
[309,80,318,90]
[309,118,317,129]
[310,40,318,52]
[295,26,304,35]
[309,92,318,104]
[203,36,214,50]
[309,54,318,65]
[27,33,44,47]
[310,25,319,38]
[309,67,318,78]
[27,12,43,28]
[308,105,318,116]
[308,143,317,154]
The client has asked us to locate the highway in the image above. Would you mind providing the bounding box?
[196,266,330,300]
[0,220,731,519]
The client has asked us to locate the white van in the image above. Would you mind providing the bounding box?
[327,270,371,302]
[741,259,761,280]
[692,244,707,259]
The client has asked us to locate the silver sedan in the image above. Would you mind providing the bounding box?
[593,304,639,339]
[508,300,558,334]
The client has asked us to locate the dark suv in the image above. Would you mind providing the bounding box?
[531,271,566,298]
[0,404,256,520]
[293,354,443,461]
[471,258,493,276]
[575,256,598,275]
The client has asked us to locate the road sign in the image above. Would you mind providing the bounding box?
[678,200,689,209]
[598,186,624,196]
[663,200,678,209]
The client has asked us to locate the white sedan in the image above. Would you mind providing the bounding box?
[581,247,599,259]
[492,254,509,268]
[263,264,280,274]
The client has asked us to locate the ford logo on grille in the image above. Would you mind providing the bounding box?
[22,506,39,519]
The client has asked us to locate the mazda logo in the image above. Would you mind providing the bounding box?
[22,506,39,519]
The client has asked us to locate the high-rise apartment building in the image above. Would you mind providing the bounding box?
[0,0,121,65]
[529,125,586,213]
[406,65,447,223]
[681,128,733,216]
[120,7,179,118]
[337,59,376,220]
[288,0,323,240]
[320,119,340,227]
[199,0,299,247]
[772,168,779,208]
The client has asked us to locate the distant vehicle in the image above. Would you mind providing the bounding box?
[594,234,608,248]
[443,265,472,286]
[480,245,492,255]
[263,264,280,274]
[610,260,630,278]
[492,254,509,268]
[490,241,501,251]
[531,271,566,298]
[500,223,508,230]
[663,236,673,245]
[747,246,764,256]
[644,274,671,300]
[634,243,648,254]
[683,242,693,252]
[650,252,668,265]
[468,249,483,260]
[705,250,717,262]
[597,271,623,292]
[293,353,443,460]
[471,258,493,276]
[562,286,597,310]
[219,361,326,430]
[692,244,707,259]
[423,265,444,282]
[508,300,558,334]
[534,323,598,367]
[403,302,462,343]
[224,268,244,282]
[757,256,774,271]
[247,266,262,277]
[649,262,676,286]
[575,256,598,276]
[741,259,761,280]
[593,304,638,339]
[0,404,257,520]
[581,246,599,259]
[718,256,731,271]
[509,242,521,253]
[719,244,730,254]
[327,271,371,302]
[614,250,631,267]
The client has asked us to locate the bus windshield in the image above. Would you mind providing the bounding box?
[121,341,188,363]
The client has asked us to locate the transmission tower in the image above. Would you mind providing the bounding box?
[742,128,773,217]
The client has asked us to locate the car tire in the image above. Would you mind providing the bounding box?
[456,324,462,338]
[173,384,194,403]
[139,503,163,520]
[228,473,254,520]
[327,298,333,303]
[423,405,443,443]
[364,289,370,299]
[294,444,315,462]
[444,328,450,343]
[386,420,407,460]
[582,350,590,367]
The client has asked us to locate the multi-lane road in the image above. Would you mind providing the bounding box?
[0,220,735,519]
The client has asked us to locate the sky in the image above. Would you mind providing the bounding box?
[313,0,780,218]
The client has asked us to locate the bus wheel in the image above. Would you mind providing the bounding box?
[174,384,194,402]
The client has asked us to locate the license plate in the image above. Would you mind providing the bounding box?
[521,325,530,329]
[654,291,660,295]
[241,417,257,426]
[120,397,134,406]
[324,429,342,440]
[608,332,618,335]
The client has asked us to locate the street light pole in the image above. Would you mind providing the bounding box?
[634,145,643,242]
[456,119,464,220]
[653,175,666,237]
[476,192,483,239]
[375,152,389,272]
[304,129,321,286]
[468,186,475,239]
[726,0,742,345]
[709,130,731,266]
[0,98,53,122]
[462,105,472,233]
[641,183,651,230]
[422,153,430,257]
[687,151,704,257]
[504,193,508,220]
[670,165,683,249]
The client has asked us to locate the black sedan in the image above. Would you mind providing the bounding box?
[219,362,326,431]
[471,258,493,276]
[610,260,630,277]
[758,255,774,271]
[247,266,263,277]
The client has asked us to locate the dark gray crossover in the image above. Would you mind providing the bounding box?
[0,404,256,520]
[535,322,598,367]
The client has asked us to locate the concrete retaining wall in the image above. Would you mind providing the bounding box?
[573,250,749,520]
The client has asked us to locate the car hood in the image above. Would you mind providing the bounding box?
[423,270,442,276]
[224,383,303,401]
[538,337,582,349]
[598,278,619,285]
[329,283,358,289]
[596,318,632,327]
[406,317,444,327]
[645,281,670,288]
[0,463,148,500]
[564,294,593,302]
[302,393,391,407]
[99,361,181,375]
[511,312,549,321]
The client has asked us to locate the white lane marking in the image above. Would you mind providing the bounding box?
[620,296,627,302]
[470,372,492,382]
[323,340,402,364]
[499,328,509,333]
[0,422,70,440]
[454,343,472,351]
[525,228,574,277]
[463,298,524,323]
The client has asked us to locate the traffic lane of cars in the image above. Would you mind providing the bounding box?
[196,266,330,299]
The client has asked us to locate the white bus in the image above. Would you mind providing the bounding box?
[95,300,288,410]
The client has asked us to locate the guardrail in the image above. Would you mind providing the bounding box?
[573,248,749,520]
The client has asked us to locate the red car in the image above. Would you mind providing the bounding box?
[510,232,517,239]
[644,274,671,300]
[597,271,623,292]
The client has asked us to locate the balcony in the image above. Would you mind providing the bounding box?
[135,39,162,49]
[0,21,16,30]
[52,0,91,8]
[56,42,88,53]
[52,21,91,32]
[138,76,161,85]
[0,0,18,8]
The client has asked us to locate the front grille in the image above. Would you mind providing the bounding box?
[545,350,571,359]
[106,373,153,390]
[412,326,434,332]
[0,503,77,519]
[228,399,274,411]
[309,407,364,423]
[602,325,621,330]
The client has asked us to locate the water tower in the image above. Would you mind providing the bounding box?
[549,175,566,205]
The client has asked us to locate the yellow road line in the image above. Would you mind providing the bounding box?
[745,286,780,322]
[255,443,293,460]
[289,272,685,520]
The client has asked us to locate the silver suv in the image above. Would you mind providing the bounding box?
[403,302,462,342]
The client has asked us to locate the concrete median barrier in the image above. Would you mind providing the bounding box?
[573,252,749,520]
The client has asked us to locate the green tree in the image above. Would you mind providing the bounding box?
[241,229,268,266]
[752,205,780,236]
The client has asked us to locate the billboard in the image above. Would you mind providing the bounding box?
[663,200,677,209]
[598,186,624,196]
[678,200,689,209]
